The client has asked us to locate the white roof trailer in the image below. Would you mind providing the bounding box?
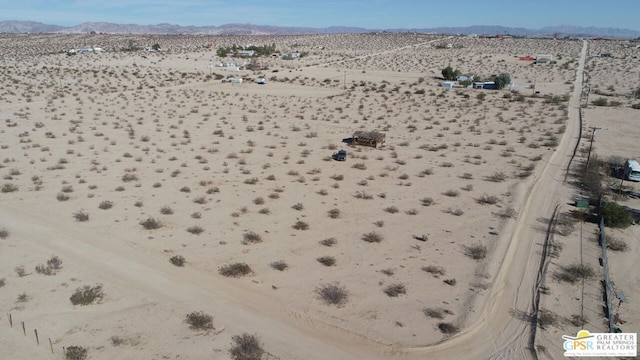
[625,159,640,181]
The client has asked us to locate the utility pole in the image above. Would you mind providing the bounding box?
[585,126,601,175]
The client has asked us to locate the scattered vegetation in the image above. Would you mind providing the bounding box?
[229,333,265,360]
[383,283,407,297]
[170,255,186,267]
[70,284,104,305]
[185,311,214,330]
[316,282,348,306]
[219,263,253,277]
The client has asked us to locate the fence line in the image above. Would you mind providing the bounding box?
[4,312,60,357]
[598,214,617,333]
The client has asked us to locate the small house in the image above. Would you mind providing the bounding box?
[441,81,455,88]
[352,131,386,148]
[456,75,474,82]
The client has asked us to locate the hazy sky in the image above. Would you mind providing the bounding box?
[1,0,639,31]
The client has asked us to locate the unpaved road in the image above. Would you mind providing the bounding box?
[0,40,587,359]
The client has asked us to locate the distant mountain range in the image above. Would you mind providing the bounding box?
[1,20,639,39]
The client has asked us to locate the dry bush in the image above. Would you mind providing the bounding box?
[443,278,457,286]
[476,194,499,205]
[193,196,207,204]
[442,189,459,197]
[423,308,447,319]
[538,310,559,329]
[121,173,138,182]
[464,244,487,260]
[485,171,507,182]
[185,311,214,330]
[72,210,89,222]
[437,322,459,335]
[170,255,186,267]
[384,206,399,213]
[316,282,348,306]
[0,228,9,239]
[327,208,341,219]
[383,283,407,297]
[14,265,26,277]
[65,346,88,360]
[421,197,434,206]
[98,200,114,209]
[317,256,336,266]
[140,217,163,230]
[606,236,628,251]
[354,191,373,199]
[229,333,264,360]
[1,183,19,193]
[319,238,337,247]
[219,263,253,277]
[292,220,309,230]
[57,193,70,201]
[70,284,104,305]
[186,226,204,235]
[555,263,594,284]
[422,265,446,277]
[362,232,383,243]
[269,260,288,271]
[242,231,263,245]
[291,203,304,211]
[160,205,174,215]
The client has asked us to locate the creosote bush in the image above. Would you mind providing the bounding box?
[242,231,262,244]
[437,322,459,335]
[555,263,594,284]
[185,311,214,330]
[0,228,9,239]
[170,255,186,267]
[72,210,89,222]
[463,244,487,260]
[316,282,348,306]
[140,217,163,230]
[219,262,253,277]
[229,333,265,360]
[319,237,337,247]
[383,283,407,297]
[317,256,336,266]
[65,345,88,360]
[362,232,383,243]
[292,220,309,230]
[269,260,288,271]
[70,284,104,305]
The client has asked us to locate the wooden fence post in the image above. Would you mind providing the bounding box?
[34,329,39,345]
[8,313,12,328]
[49,338,54,354]
[22,321,26,336]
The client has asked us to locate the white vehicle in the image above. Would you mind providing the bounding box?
[624,159,640,181]
[256,77,267,85]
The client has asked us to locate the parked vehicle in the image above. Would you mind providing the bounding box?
[332,149,347,161]
[624,159,640,181]
[256,77,267,84]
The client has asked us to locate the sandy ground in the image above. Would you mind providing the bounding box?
[0,34,637,359]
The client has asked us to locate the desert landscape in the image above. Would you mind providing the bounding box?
[0,33,638,359]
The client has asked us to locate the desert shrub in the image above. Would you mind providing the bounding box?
[219,263,253,277]
[70,284,104,305]
[269,260,288,271]
[0,228,9,239]
[327,208,341,219]
[422,265,446,277]
[464,244,487,260]
[319,238,337,247]
[602,201,633,228]
[57,193,70,201]
[437,322,459,335]
[121,173,138,182]
[421,197,434,206]
[556,213,577,236]
[35,264,54,275]
[186,226,204,235]
[538,310,558,329]
[354,191,373,199]
[48,255,63,270]
[493,73,511,90]
[160,205,174,215]
[384,206,399,213]
[591,97,608,106]
[317,256,336,266]
[443,278,457,286]
[0,278,5,287]
[193,196,207,204]
[242,231,263,244]
[14,265,26,277]
[352,163,366,170]
[292,220,309,230]
[476,194,499,205]
[498,208,517,219]
[72,210,89,222]
[291,203,304,211]
[140,217,163,229]
[1,183,19,193]
[98,200,114,209]
[556,263,594,284]
[606,236,628,251]
[170,255,186,267]
[569,314,589,327]
[185,311,214,330]
[316,282,348,306]
[229,333,264,360]
[383,283,407,297]
[442,189,459,197]
[65,345,88,360]
[423,308,445,319]
[362,232,383,243]
[486,171,507,182]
